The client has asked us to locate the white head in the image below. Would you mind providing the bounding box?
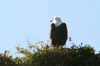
[50,17,62,23]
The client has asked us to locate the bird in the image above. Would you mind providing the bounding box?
[50,17,68,47]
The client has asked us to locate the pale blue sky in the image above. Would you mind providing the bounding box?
[0,0,100,56]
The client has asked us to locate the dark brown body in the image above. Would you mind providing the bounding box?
[50,23,68,47]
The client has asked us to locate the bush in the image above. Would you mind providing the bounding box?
[0,40,100,66]
[15,41,100,66]
[0,51,16,66]
[31,44,97,66]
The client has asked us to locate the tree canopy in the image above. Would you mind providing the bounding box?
[0,41,100,66]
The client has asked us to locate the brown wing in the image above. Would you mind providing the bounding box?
[50,23,56,46]
[58,23,68,46]
[63,23,68,41]
[50,23,55,39]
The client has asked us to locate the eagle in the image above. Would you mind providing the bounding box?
[50,17,68,47]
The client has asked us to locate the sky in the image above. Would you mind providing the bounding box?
[0,0,100,57]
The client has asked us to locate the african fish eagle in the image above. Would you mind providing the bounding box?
[50,17,68,47]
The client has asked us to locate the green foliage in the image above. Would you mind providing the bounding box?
[0,51,16,66]
[0,40,100,66]
[31,44,97,66]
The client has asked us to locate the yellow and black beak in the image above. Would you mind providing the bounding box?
[50,20,52,22]
[50,18,53,22]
